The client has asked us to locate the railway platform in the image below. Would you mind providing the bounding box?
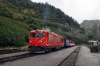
[75,46,100,66]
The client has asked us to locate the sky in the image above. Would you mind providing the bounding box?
[31,0,100,24]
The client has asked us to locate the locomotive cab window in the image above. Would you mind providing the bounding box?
[30,33,35,38]
[36,32,44,38]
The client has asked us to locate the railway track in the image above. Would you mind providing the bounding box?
[0,53,34,64]
[0,46,80,65]
[58,46,80,66]
[0,49,27,55]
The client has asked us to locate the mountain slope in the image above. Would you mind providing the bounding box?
[0,0,87,47]
[81,20,100,41]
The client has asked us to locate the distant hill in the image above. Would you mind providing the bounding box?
[81,20,100,41]
[0,0,87,47]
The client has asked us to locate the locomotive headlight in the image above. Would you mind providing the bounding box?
[40,41,42,43]
[40,41,43,43]
[30,41,32,43]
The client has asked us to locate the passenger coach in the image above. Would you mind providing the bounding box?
[64,39,75,47]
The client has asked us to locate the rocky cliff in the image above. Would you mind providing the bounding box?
[81,20,100,41]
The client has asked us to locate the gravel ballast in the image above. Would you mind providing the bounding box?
[0,46,77,66]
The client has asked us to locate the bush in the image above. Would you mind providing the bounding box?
[98,44,100,53]
[0,16,32,47]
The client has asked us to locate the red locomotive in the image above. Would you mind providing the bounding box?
[28,29,64,53]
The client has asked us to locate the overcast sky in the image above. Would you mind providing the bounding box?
[31,0,100,24]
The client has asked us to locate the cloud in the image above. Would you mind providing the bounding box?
[31,0,100,24]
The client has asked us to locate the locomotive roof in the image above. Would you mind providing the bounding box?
[88,40,98,42]
[31,30,47,32]
[30,29,63,38]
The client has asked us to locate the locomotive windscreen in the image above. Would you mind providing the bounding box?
[36,32,44,38]
[30,33,35,38]
[30,32,44,38]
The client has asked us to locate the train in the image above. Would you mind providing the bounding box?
[64,39,75,47]
[88,40,98,52]
[28,29,75,53]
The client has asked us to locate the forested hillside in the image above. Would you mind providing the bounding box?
[0,0,87,47]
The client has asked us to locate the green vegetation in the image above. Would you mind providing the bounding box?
[0,16,32,47]
[52,31,88,44]
[98,44,100,53]
[0,43,28,50]
[81,20,100,41]
[0,0,86,48]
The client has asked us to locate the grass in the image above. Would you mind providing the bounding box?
[98,44,100,53]
[0,43,28,50]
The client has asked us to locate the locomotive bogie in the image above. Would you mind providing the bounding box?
[28,46,47,53]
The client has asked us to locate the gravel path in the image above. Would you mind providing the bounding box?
[75,46,100,66]
[0,46,77,66]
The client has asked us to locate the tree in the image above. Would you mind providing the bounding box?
[88,35,94,39]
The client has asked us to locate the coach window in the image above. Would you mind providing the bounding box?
[49,34,54,42]
[49,34,51,42]
[36,32,44,38]
[62,38,64,43]
[30,33,35,38]
[57,37,60,43]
